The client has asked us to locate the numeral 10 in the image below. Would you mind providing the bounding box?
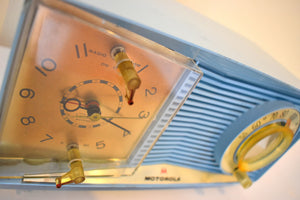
[35,58,56,76]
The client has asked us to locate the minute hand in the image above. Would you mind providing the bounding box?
[101,118,131,135]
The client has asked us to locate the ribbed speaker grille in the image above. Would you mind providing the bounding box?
[142,68,300,178]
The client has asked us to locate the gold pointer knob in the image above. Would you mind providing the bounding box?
[233,168,252,189]
[111,46,141,105]
[233,123,293,188]
[55,144,85,188]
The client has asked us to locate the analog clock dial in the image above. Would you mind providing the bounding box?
[0,4,183,162]
[0,0,201,175]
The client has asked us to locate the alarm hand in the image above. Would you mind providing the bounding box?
[62,97,138,120]
[62,97,117,114]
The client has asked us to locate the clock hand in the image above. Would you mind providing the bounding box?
[101,118,131,135]
[84,99,140,122]
[82,100,132,134]
[68,113,131,135]
[63,97,136,137]
[62,90,122,116]
[70,114,140,120]
[61,98,85,112]
[96,102,117,114]
[63,97,116,113]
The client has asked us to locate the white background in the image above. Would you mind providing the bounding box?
[0,0,299,199]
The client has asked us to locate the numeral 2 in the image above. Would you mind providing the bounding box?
[145,87,157,96]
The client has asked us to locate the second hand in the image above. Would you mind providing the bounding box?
[71,115,140,120]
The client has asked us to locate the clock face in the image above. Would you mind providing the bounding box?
[0,0,201,175]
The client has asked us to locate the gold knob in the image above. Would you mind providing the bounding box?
[233,122,293,188]
[233,168,252,189]
[236,123,293,172]
[111,46,141,105]
[55,144,85,188]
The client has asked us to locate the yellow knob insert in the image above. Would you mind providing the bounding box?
[89,113,101,121]
[111,46,141,105]
[236,123,293,172]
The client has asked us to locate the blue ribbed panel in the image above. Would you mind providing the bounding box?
[143,68,300,178]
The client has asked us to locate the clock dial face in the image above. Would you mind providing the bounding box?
[0,0,201,175]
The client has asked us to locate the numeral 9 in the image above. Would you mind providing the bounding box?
[19,88,35,99]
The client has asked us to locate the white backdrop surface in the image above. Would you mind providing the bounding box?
[0,0,299,199]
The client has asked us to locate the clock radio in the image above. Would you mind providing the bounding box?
[0,0,299,189]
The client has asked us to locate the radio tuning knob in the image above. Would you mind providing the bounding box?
[55,144,85,188]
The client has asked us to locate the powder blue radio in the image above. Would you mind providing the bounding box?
[0,0,299,189]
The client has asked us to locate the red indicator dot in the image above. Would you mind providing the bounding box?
[161,168,167,174]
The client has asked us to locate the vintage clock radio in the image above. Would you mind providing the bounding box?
[0,0,299,189]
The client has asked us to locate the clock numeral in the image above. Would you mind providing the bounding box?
[75,43,88,58]
[20,116,35,126]
[290,113,298,121]
[35,58,56,77]
[137,64,149,74]
[40,134,53,143]
[282,110,289,117]
[96,140,105,149]
[251,121,261,130]
[145,87,157,96]
[271,112,279,120]
[19,88,35,99]
[139,111,150,119]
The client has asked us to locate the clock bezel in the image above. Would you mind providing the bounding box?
[0,0,202,177]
